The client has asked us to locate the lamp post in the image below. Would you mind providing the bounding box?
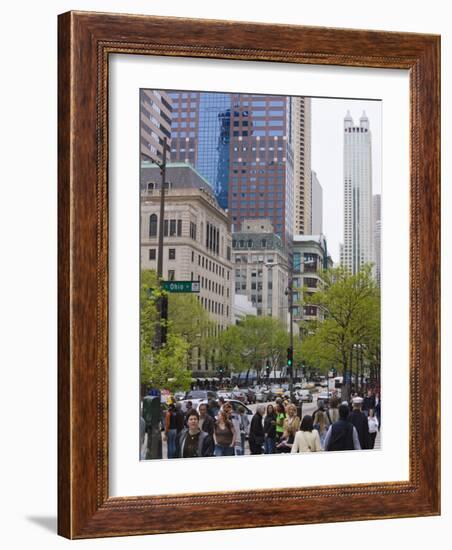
[285,277,295,403]
[143,137,169,349]
[259,258,295,401]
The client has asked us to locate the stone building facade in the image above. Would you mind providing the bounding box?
[140,163,234,339]
[232,219,289,327]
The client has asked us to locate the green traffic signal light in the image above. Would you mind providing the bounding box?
[287,347,293,366]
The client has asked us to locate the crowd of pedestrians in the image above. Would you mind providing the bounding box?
[159,389,380,459]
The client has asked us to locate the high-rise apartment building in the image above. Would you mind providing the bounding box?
[373,194,381,285]
[140,90,173,162]
[342,111,373,274]
[311,170,323,235]
[292,97,312,235]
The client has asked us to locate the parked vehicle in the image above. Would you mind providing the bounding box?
[255,388,267,402]
[244,387,257,404]
[296,389,313,403]
[231,389,248,404]
[180,390,218,411]
[217,389,233,400]
[316,390,333,405]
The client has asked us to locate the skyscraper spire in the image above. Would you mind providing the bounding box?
[344,110,353,129]
[360,110,369,130]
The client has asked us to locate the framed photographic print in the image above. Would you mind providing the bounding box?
[58,11,440,538]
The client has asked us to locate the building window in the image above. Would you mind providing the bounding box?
[169,219,177,236]
[149,249,156,260]
[304,305,318,316]
[190,221,197,240]
[169,248,176,260]
[149,214,157,237]
[305,277,318,289]
[177,219,182,236]
[191,250,194,262]
[168,270,175,281]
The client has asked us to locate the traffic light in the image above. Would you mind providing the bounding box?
[287,347,293,376]
[287,347,293,367]
[266,361,271,377]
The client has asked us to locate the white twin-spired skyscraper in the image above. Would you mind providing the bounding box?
[341,110,373,275]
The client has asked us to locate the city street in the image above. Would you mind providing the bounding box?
[149,392,381,459]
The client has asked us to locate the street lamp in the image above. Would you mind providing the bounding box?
[285,279,295,403]
[142,137,169,349]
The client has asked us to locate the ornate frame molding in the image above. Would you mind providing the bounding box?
[58,11,440,538]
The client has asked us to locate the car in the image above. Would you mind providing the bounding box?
[217,389,232,400]
[255,386,273,402]
[255,388,267,402]
[317,391,333,405]
[180,390,218,411]
[296,389,313,403]
[231,389,248,404]
[244,387,257,404]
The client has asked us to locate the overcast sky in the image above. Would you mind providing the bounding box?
[311,98,382,264]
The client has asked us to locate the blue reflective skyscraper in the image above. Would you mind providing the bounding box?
[198,93,231,209]
[166,90,310,244]
[169,91,231,208]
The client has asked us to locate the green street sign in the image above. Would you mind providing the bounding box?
[162,281,200,293]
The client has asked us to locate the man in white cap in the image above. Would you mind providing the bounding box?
[348,396,370,449]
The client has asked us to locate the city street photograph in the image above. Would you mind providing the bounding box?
[139,89,382,460]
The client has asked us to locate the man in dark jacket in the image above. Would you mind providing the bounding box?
[198,403,215,436]
[348,397,370,449]
[362,390,376,417]
[324,404,361,451]
[175,410,214,458]
[249,405,265,454]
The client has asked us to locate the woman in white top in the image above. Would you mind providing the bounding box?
[367,408,379,449]
[291,415,321,453]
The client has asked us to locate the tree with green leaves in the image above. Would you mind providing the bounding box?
[140,269,211,392]
[168,292,214,365]
[300,265,380,388]
[218,315,289,380]
[140,333,192,392]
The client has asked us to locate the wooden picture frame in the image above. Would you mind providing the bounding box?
[58,11,440,539]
